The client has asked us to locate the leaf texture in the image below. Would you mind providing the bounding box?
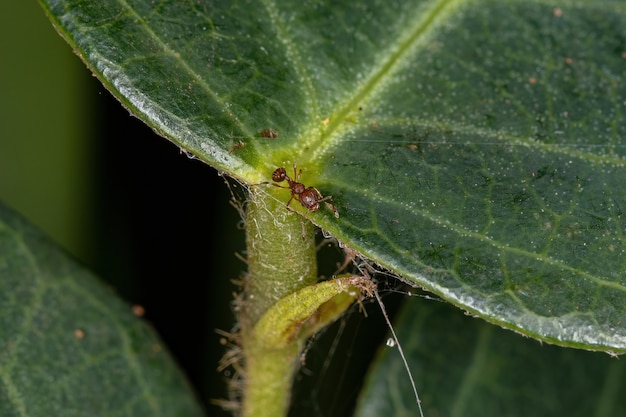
[40,0,626,350]
[0,203,204,417]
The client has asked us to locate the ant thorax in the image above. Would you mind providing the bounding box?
[292,182,306,195]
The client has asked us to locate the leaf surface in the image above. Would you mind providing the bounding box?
[0,203,204,417]
[356,298,626,416]
[39,0,626,350]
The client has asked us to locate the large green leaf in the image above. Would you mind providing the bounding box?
[355,298,626,416]
[0,203,204,417]
[39,0,626,351]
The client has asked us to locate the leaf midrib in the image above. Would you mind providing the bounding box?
[261,0,321,127]
[304,0,464,162]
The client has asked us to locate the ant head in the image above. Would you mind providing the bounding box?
[272,167,288,182]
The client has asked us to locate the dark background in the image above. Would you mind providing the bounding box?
[2,3,243,413]
[91,85,243,414]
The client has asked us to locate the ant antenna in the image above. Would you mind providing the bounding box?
[356,263,425,417]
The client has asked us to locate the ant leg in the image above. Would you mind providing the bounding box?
[324,198,339,218]
[285,194,296,212]
[321,197,338,218]
[254,181,290,189]
[313,189,339,218]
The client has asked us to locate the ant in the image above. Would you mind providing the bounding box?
[264,163,339,219]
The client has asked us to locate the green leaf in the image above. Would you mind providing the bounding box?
[0,203,204,417]
[355,298,626,417]
[39,0,626,350]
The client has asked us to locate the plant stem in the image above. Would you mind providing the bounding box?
[240,188,317,417]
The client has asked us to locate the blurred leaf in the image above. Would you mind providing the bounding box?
[0,203,204,417]
[39,0,626,350]
[356,298,626,417]
[0,1,94,260]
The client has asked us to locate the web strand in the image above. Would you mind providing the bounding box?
[373,288,425,417]
[351,259,425,417]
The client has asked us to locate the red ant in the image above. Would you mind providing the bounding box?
[264,163,339,219]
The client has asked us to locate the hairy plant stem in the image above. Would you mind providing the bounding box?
[240,189,317,417]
